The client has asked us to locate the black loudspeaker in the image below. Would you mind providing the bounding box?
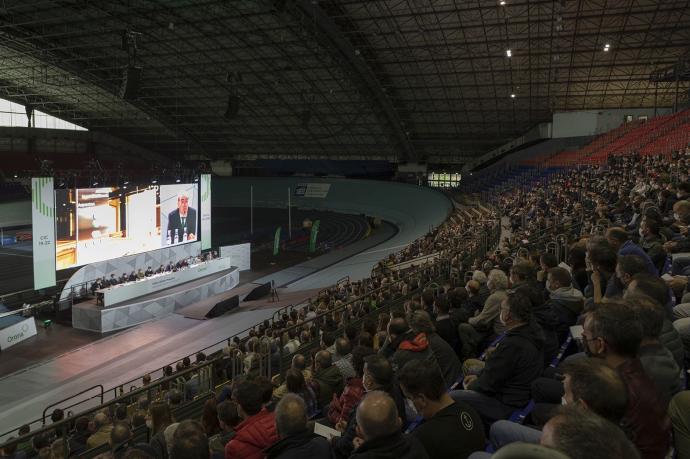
[243,282,271,301]
[224,95,240,119]
[120,66,143,100]
[205,295,239,319]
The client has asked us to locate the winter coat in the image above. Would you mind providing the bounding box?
[468,321,544,408]
[224,408,279,459]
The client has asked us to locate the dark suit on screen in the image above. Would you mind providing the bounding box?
[166,208,197,242]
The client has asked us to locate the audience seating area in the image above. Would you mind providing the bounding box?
[1,111,690,459]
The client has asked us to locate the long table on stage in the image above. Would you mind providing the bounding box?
[73,259,240,333]
[96,257,231,307]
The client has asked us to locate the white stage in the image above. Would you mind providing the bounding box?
[96,257,232,307]
[72,259,239,333]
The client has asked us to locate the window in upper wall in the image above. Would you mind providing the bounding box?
[427,172,461,188]
[0,97,87,131]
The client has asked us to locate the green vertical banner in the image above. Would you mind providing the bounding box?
[309,220,320,253]
[273,226,281,256]
[32,177,57,289]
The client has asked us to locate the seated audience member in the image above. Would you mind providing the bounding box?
[669,391,690,458]
[225,380,279,459]
[460,281,485,323]
[284,369,318,418]
[86,412,114,449]
[265,394,332,459]
[67,417,90,454]
[209,401,241,458]
[273,354,312,400]
[398,359,485,459]
[137,268,145,279]
[625,273,684,366]
[537,253,559,287]
[145,266,154,277]
[333,355,406,459]
[544,267,584,343]
[333,337,356,379]
[283,329,301,354]
[310,350,344,407]
[49,439,68,459]
[606,226,657,275]
[539,407,640,459]
[612,255,648,299]
[328,346,373,426]
[626,295,682,402]
[432,296,458,346]
[128,271,137,282]
[201,399,221,438]
[109,274,118,286]
[170,420,209,459]
[349,391,429,459]
[509,262,558,363]
[486,358,628,452]
[0,439,27,459]
[147,401,174,459]
[638,218,667,273]
[581,302,671,459]
[110,422,132,459]
[407,310,462,387]
[451,292,544,426]
[383,317,433,371]
[458,269,509,360]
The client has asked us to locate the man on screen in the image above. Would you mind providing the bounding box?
[166,192,197,243]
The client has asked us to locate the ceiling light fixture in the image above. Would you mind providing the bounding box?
[506,49,512,58]
[510,93,516,99]
[603,43,611,52]
[500,0,506,5]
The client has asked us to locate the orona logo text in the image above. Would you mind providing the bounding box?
[7,324,30,343]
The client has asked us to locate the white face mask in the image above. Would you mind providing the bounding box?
[638,227,645,237]
[146,419,152,429]
[561,396,567,406]
[674,213,681,221]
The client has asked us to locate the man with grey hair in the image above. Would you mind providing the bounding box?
[351,391,429,459]
[166,190,197,243]
[264,394,332,459]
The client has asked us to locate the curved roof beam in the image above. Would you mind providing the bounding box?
[292,0,416,162]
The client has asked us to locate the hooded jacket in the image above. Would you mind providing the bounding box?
[349,432,429,459]
[312,365,345,406]
[546,286,584,342]
[264,430,332,459]
[468,321,544,408]
[391,332,435,371]
[224,408,279,459]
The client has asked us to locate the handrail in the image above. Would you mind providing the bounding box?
[42,385,104,426]
[0,359,218,446]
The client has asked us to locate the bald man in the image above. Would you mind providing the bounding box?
[265,394,331,458]
[86,412,113,449]
[540,407,639,459]
[351,391,429,459]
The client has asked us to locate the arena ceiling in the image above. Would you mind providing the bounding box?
[0,0,688,165]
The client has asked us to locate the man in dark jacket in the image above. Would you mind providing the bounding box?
[383,318,435,371]
[545,267,584,343]
[399,360,484,459]
[450,292,544,426]
[407,310,462,387]
[311,351,344,407]
[265,394,332,459]
[349,391,429,459]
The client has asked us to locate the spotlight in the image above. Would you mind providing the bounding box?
[499,0,506,5]
[506,49,512,57]
[603,43,611,52]
[13,174,18,178]
[175,178,181,183]
[510,93,516,98]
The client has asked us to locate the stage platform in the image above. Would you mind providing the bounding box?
[72,266,240,333]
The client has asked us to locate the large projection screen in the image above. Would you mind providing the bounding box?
[55,182,201,271]
[32,177,57,289]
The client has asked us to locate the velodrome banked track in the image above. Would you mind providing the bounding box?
[0,179,453,437]
[215,177,454,289]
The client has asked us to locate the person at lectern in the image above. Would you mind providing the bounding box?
[166,192,197,244]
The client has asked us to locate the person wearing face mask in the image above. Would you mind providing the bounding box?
[148,401,174,459]
[638,218,667,273]
[468,358,629,458]
[398,359,484,459]
[665,200,690,254]
[332,355,406,459]
[449,292,544,428]
[605,227,657,276]
[544,267,584,344]
[580,302,670,459]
